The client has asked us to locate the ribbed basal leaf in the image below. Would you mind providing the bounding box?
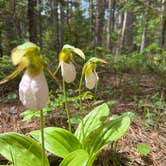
[75,103,109,143]
[30,127,82,158]
[59,149,89,166]
[83,115,130,155]
[0,133,49,166]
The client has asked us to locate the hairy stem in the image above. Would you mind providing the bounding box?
[78,72,85,139]
[40,109,45,166]
[63,78,72,132]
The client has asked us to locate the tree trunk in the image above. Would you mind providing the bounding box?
[28,0,37,43]
[5,19,17,52]
[120,9,134,52]
[159,0,166,48]
[140,17,148,52]
[89,0,95,42]
[112,0,116,31]
[95,0,105,46]
[59,1,64,49]
[66,0,71,33]
[38,0,43,49]
[106,0,114,50]
[0,30,3,57]
[50,0,60,52]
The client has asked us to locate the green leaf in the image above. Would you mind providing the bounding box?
[30,127,82,158]
[59,149,89,166]
[0,133,49,166]
[106,100,118,106]
[20,109,40,121]
[136,143,151,155]
[83,115,130,155]
[118,112,137,120]
[4,92,17,102]
[74,103,109,143]
[70,115,81,124]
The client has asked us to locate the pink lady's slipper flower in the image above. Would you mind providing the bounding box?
[0,42,49,110]
[58,44,85,83]
[83,57,106,89]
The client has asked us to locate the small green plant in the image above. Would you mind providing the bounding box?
[136,143,151,155]
[3,91,17,103]
[133,93,165,128]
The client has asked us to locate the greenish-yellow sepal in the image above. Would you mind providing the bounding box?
[11,48,27,65]
[88,57,107,64]
[25,54,45,77]
[17,42,40,51]
[62,44,85,59]
[59,50,72,63]
[0,63,26,85]
[11,42,40,65]
[83,62,96,76]
[82,57,106,76]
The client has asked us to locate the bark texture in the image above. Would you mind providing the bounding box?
[95,0,105,46]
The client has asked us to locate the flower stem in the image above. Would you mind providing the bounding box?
[62,78,72,132]
[40,109,45,166]
[78,72,84,109]
[78,72,85,139]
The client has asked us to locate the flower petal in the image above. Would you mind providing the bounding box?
[0,63,27,85]
[85,70,99,89]
[61,62,76,83]
[19,72,49,110]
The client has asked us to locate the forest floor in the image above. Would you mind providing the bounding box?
[0,73,166,166]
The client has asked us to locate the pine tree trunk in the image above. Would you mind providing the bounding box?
[159,0,166,48]
[50,0,60,52]
[38,0,43,49]
[140,17,148,52]
[28,0,37,43]
[95,0,105,46]
[59,1,64,49]
[120,9,134,52]
[0,30,3,57]
[106,0,114,50]
[89,0,95,42]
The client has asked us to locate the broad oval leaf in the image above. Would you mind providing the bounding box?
[83,115,130,155]
[0,133,49,166]
[59,149,89,166]
[30,127,82,158]
[75,103,109,143]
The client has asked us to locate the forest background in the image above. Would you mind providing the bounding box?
[0,0,166,165]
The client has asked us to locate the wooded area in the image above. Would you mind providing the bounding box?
[0,0,166,166]
[0,0,165,56]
